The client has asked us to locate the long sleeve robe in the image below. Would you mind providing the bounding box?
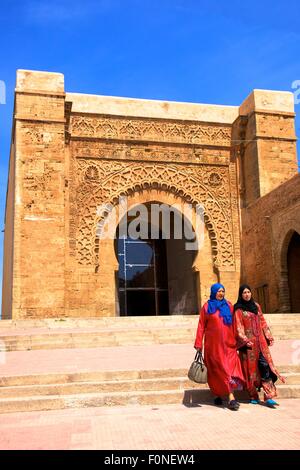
[234,304,285,399]
[194,301,245,397]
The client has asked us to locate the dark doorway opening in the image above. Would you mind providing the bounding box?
[117,235,169,316]
[115,202,199,316]
[287,231,300,312]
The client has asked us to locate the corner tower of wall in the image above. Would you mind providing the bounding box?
[237,90,299,312]
[3,70,66,319]
[237,89,297,207]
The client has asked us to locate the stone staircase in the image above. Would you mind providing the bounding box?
[0,314,299,414]
[0,316,197,351]
[1,314,300,351]
[0,365,299,414]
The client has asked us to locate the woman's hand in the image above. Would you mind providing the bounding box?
[269,338,275,346]
[246,341,254,348]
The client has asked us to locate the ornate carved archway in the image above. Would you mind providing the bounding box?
[73,161,235,271]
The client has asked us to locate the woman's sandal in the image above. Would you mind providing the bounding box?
[228,400,240,410]
[265,399,279,407]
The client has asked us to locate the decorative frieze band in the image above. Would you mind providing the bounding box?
[70,141,230,165]
[70,115,232,147]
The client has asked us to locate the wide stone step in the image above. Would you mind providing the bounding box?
[1,365,299,388]
[1,326,300,351]
[1,373,299,399]
[0,390,190,413]
[0,377,201,399]
[268,330,300,340]
[1,314,299,352]
[0,364,298,411]
[0,368,189,387]
[283,372,300,384]
[0,385,299,414]
[0,314,299,331]
[0,316,198,330]
[0,328,196,351]
[268,325,300,332]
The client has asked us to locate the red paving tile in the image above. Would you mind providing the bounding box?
[0,400,299,450]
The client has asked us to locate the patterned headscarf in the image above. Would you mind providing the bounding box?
[207,283,232,325]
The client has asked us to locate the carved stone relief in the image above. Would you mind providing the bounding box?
[71,115,231,147]
[71,159,236,270]
[71,140,230,164]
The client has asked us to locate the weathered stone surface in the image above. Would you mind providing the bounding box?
[1,70,299,318]
[240,173,300,312]
[0,315,299,351]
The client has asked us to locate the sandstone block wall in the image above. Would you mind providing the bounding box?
[1,71,298,318]
[240,173,300,312]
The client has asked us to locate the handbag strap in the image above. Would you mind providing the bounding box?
[194,350,204,364]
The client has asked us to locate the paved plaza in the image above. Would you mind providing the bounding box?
[0,399,299,450]
[0,339,299,450]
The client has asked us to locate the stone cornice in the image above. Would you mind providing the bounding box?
[66,92,238,123]
[15,89,66,98]
[247,109,296,118]
[14,115,66,124]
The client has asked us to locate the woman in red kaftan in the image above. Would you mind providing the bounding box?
[194,283,245,410]
[234,284,285,407]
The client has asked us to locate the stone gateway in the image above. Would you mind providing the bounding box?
[2,70,299,319]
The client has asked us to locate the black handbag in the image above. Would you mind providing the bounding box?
[188,350,207,384]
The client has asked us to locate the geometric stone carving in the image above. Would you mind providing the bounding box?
[72,160,235,269]
[85,165,99,181]
[71,116,232,147]
[71,140,231,166]
[208,172,222,187]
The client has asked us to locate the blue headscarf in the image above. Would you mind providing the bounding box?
[207,283,232,325]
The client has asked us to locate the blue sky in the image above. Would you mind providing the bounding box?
[0,0,299,308]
